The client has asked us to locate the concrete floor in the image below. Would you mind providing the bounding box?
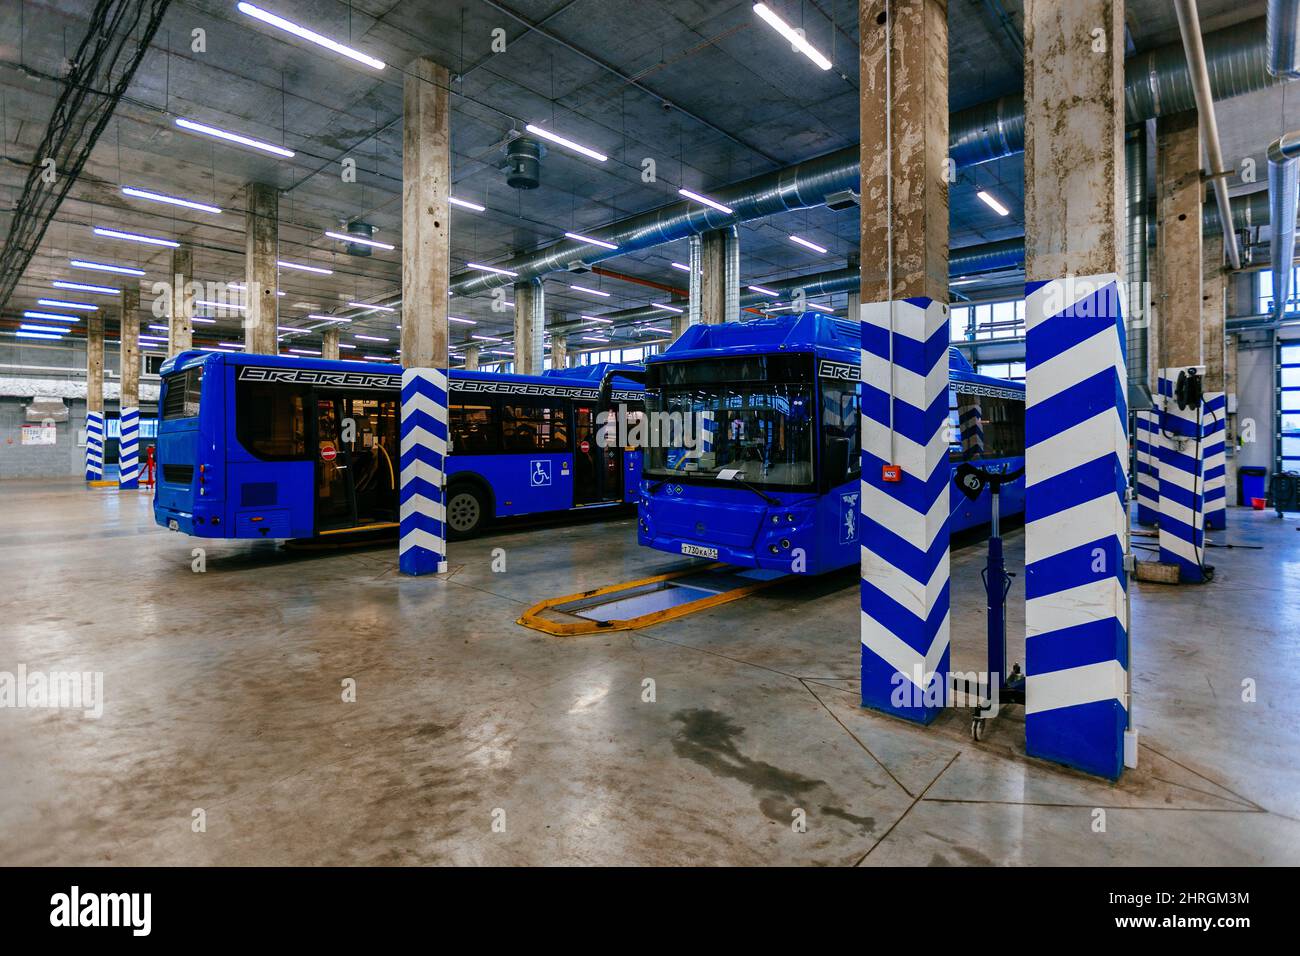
[2,478,1298,866]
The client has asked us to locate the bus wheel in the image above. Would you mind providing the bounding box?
[446,484,486,539]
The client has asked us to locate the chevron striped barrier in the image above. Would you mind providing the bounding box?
[399,368,448,576]
[85,412,104,481]
[1157,368,1206,583]
[117,407,140,490]
[1202,391,1227,531]
[1023,274,1129,780]
[859,297,950,723]
[958,399,984,459]
[1134,409,1160,526]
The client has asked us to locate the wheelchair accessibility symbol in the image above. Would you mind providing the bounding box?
[529,459,552,487]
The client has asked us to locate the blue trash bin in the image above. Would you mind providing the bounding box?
[1239,466,1267,506]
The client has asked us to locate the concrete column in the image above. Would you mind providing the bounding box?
[1202,233,1226,391]
[118,285,142,490]
[244,182,279,355]
[463,343,479,371]
[549,334,566,371]
[1021,0,1129,780]
[857,0,951,725]
[84,313,105,480]
[321,327,340,360]
[513,278,543,375]
[846,253,861,321]
[671,311,689,341]
[1155,111,1208,583]
[169,245,194,356]
[1156,111,1203,369]
[698,229,728,324]
[399,56,451,577]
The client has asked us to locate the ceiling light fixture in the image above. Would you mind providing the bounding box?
[20,324,70,334]
[121,186,221,214]
[753,3,833,71]
[653,303,684,314]
[325,230,394,250]
[449,196,486,212]
[449,316,477,325]
[15,331,65,340]
[278,260,333,275]
[354,334,389,342]
[471,334,503,342]
[788,235,828,254]
[747,284,779,296]
[70,259,143,276]
[23,311,79,322]
[466,261,518,277]
[523,123,607,162]
[37,299,97,311]
[53,280,118,294]
[580,315,613,324]
[307,314,350,322]
[678,188,734,214]
[806,302,835,313]
[236,2,385,70]
[670,262,690,272]
[348,301,395,312]
[977,190,1011,216]
[570,284,610,297]
[565,231,618,251]
[582,335,609,343]
[93,227,178,248]
[174,117,295,157]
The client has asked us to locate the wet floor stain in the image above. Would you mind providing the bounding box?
[670,708,875,833]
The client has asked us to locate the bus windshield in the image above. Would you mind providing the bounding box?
[645,382,815,488]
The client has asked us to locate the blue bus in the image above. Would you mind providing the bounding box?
[636,313,1026,575]
[152,351,644,541]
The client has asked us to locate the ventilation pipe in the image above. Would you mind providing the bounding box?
[1268,0,1300,78]
[1125,126,1152,410]
[1268,131,1300,319]
[687,235,703,327]
[1173,0,1242,270]
[723,226,741,323]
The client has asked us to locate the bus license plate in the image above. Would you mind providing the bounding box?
[681,543,718,559]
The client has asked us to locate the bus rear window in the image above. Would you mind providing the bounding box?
[161,366,203,420]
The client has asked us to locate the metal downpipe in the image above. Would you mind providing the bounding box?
[1125,126,1152,410]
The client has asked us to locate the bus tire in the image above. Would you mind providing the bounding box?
[446,482,488,540]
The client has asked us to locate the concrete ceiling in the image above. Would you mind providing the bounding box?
[0,0,1281,361]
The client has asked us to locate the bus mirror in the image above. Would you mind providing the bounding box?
[825,437,850,484]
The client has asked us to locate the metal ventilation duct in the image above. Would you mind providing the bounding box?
[1267,0,1300,78]
[1267,131,1300,320]
[451,18,1280,297]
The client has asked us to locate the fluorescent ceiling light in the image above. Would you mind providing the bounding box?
[196,299,246,310]
[523,124,607,162]
[348,301,395,312]
[449,196,486,212]
[71,259,143,276]
[581,315,613,324]
[582,336,609,343]
[748,284,778,296]
[449,316,477,325]
[363,355,392,361]
[753,3,833,71]
[653,303,684,314]
[325,230,394,250]
[191,317,217,324]
[466,261,518,277]
[93,227,178,248]
[139,335,168,343]
[338,342,356,349]
[288,348,322,355]
[950,278,981,287]
[175,117,294,157]
[307,314,350,322]
[670,262,690,272]
[570,284,610,297]
[15,331,64,340]
[122,186,221,214]
[977,190,1010,216]
[20,324,69,334]
[807,302,835,313]
[23,311,79,322]
[640,326,671,334]
[236,3,385,70]
[472,334,503,342]
[53,280,118,294]
[678,188,734,214]
[278,260,333,275]
[565,231,618,251]
[149,324,169,332]
[38,299,97,311]
[788,234,828,254]
[354,334,389,342]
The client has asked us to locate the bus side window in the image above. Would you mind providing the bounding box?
[450,400,500,454]
[502,400,569,452]
[235,381,309,459]
[820,384,861,485]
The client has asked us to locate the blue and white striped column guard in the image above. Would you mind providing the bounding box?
[1023,274,1128,780]
[859,297,950,723]
[1202,391,1227,531]
[85,412,104,481]
[1156,367,1205,583]
[399,368,449,576]
[1134,409,1160,526]
[117,407,140,490]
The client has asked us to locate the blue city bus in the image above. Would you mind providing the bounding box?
[636,313,1026,575]
[152,351,644,541]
